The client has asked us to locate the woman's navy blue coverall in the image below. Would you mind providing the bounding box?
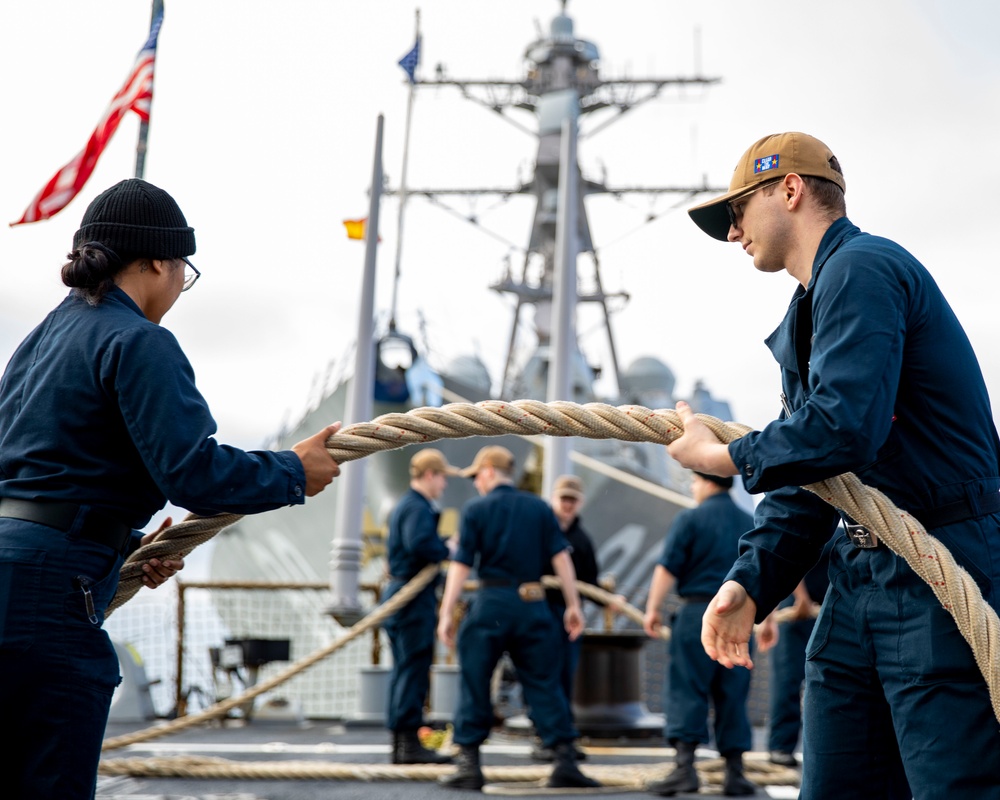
[726,218,1000,798]
[0,289,309,800]
[383,487,449,732]
[451,485,576,749]
[659,492,755,754]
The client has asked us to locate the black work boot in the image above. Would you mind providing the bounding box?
[440,745,485,790]
[529,736,555,762]
[646,740,700,796]
[548,741,601,788]
[722,751,757,796]
[531,737,586,762]
[393,729,453,765]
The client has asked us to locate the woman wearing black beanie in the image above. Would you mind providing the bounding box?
[0,179,342,800]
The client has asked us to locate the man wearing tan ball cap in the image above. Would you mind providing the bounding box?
[668,131,1000,798]
[383,447,459,766]
[688,131,844,243]
[458,444,515,478]
[409,447,461,478]
[437,445,599,791]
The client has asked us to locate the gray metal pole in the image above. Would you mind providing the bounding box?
[389,10,420,331]
[543,115,578,498]
[327,114,384,625]
[134,0,163,179]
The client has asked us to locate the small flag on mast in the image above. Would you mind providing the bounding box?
[343,218,367,240]
[343,218,381,242]
[10,11,163,226]
[398,38,420,84]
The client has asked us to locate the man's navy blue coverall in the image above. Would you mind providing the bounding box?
[659,492,754,755]
[766,537,833,756]
[0,289,309,800]
[451,485,577,749]
[542,515,600,720]
[383,487,450,732]
[726,218,1000,798]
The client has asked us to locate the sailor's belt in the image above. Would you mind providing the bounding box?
[842,484,1000,549]
[517,582,545,602]
[478,578,545,601]
[0,497,132,555]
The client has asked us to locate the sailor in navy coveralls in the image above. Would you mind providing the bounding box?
[675,132,1000,798]
[643,472,757,797]
[0,180,341,800]
[436,446,600,791]
[383,448,457,764]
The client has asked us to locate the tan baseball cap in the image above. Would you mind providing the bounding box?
[460,445,515,478]
[553,475,584,499]
[688,132,846,241]
[409,448,460,478]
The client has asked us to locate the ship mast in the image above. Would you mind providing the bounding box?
[390,2,725,491]
[396,4,722,389]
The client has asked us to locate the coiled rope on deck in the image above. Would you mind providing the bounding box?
[98,756,800,789]
[110,399,1000,723]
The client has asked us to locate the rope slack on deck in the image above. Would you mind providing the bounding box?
[110,399,1000,724]
[99,756,801,789]
[99,564,793,788]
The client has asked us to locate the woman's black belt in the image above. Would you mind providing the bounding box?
[0,498,132,554]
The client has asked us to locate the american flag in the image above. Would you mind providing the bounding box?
[10,12,163,226]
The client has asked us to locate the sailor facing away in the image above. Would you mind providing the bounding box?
[643,472,757,797]
[436,446,600,791]
[383,448,457,765]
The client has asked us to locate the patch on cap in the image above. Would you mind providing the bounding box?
[687,132,845,242]
[754,154,779,174]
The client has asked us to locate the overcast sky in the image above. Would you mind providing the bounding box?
[3,0,999,484]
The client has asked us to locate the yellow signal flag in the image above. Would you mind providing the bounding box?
[343,218,367,240]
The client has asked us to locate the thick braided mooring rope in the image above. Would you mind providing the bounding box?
[110,400,1000,722]
[98,756,800,789]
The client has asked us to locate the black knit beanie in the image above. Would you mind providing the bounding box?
[72,179,196,259]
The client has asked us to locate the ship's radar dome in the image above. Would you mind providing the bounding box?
[444,354,493,395]
[621,357,677,402]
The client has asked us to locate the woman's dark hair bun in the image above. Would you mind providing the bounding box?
[61,241,126,305]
